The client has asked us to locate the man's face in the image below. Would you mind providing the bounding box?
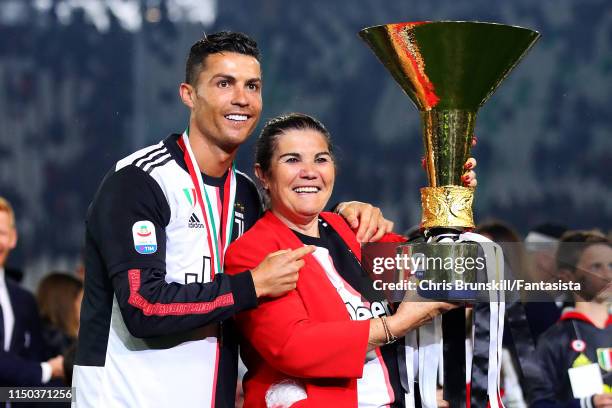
[575,243,612,302]
[187,52,262,152]
[0,210,16,268]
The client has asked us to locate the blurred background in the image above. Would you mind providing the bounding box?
[1,0,610,289]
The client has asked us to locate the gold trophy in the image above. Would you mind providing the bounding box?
[359,22,540,300]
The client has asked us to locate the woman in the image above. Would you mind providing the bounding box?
[36,272,83,360]
[225,113,464,407]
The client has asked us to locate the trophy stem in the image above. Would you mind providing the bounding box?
[421,109,476,187]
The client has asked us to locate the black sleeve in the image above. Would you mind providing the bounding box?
[532,335,561,402]
[23,292,46,362]
[88,165,257,339]
[0,351,43,386]
[111,267,257,338]
[87,165,169,274]
[530,400,579,408]
[531,330,580,408]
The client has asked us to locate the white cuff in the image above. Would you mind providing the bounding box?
[40,362,52,383]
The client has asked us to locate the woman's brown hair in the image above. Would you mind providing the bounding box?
[37,273,83,338]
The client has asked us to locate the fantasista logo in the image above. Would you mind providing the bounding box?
[132,221,157,254]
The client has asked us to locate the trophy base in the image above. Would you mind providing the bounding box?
[398,240,479,302]
[421,186,475,229]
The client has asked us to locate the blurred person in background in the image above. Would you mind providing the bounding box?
[524,223,569,292]
[0,197,23,284]
[475,220,572,406]
[532,230,611,407]
[74,248,86,281]
[476,220,528,279]
[0,196,64,385]
[476,220,529,407]
[62,344,76,387]
[524,223,571,343]
[478,220,562,342]
[37,272,83,359]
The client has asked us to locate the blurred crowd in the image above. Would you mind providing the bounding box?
[1,196,83,406]
[472,221,612,407]
[0,193,610,407]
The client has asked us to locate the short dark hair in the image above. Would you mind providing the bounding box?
[185,31,260,85]
[556,230,610,272]
[475,220,527,279]
[475,219,522,243]
[255,113,334,175]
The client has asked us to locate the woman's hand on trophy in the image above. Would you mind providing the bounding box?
[367,283,458,349]
[462,157,477,187]
[387,300,458,338]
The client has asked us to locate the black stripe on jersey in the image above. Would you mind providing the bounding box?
[131,145,167,168]
[145,154,173,174]
[137,150,169,171]
[189,213,200,223]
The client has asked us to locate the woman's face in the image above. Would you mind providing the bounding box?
[260,128,335,224]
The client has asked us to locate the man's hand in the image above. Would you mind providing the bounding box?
[47,355,64,379]
[336,201,394,243]
[251,246,315,298]
[593,393,612,408]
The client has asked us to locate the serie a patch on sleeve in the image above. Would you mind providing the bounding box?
[132,220,158,254]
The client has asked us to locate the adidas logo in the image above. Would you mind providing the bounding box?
[188,213,205,229]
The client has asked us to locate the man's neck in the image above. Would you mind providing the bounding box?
[574,301,609,329]
[186,126,236,178]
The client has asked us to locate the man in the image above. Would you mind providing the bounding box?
[523,223,569,344]
[533,230,612,407]
[72,31,394,407]
[0,196,64,386]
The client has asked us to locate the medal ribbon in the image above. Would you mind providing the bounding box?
[461,232,506,408]
[178,130,236,280]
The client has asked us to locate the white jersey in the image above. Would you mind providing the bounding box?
[73,134,262,407]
